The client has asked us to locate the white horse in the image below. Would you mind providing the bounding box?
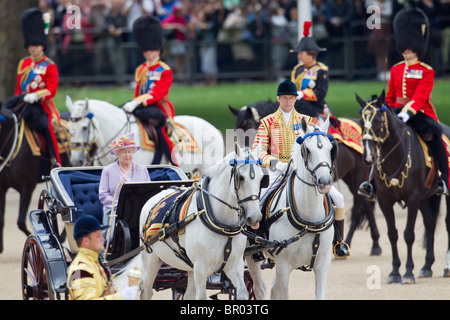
[66,96,224,177]
[247,117,336,300]
[116,144,267,300]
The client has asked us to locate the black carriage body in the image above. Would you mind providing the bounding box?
[22,165,192,300]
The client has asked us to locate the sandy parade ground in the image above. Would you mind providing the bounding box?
[0,180,449,301]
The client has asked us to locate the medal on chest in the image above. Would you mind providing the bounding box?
[406,69,423,79]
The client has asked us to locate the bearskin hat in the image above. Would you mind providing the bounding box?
[293,21,326,52]
[21,8,47,49]
[393,8,429,58]
[133,16,163,52]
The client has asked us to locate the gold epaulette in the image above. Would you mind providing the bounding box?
[44,56,56,65]
[159,60,171,70]
[420,62,432,70]
[317,61,329,71]
[135,63,147,83]
[17,58,26,74]
[393,61,405,67]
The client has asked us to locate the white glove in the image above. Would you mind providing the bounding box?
[275,161,288,172]
[120,285,139,300]
[24,93,39,103]
[398,112,410,123]
[122,100,139,113]
[296,91,304,101]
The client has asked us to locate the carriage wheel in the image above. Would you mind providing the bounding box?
[21,235,55,300]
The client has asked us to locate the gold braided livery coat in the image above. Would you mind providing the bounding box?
[67,248,122,300]
[252,109,316,168]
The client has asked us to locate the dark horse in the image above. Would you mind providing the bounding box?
[356,90,448,283]
[229,100,381,255]
[0,99,71,253]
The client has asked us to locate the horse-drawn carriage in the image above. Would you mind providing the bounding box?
[20,164,255,300]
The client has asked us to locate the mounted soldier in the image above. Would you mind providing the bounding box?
[3,8,62,168]
[122,15,178,166]
[359,7,449,199]
[290,21,339,129]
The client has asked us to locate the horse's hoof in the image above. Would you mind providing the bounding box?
[444,268,450,277]
[418,269,432,278]
[401,275,416,284]
[386,274,401,284]
[370,247,382,256]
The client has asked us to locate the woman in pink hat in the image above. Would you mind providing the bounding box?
[99,133,150,227]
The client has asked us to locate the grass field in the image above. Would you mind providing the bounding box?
[55,80,450,133]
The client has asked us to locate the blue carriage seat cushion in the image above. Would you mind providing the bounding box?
[71,182,103,223]
[58,170,103,223]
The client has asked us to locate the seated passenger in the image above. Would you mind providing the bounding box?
[99,133,150,230]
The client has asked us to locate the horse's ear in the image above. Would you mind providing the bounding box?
[355,92,366,107]
[66,96,74,113]
[84,98,89,113]
[321,115,330,133]
[229,105,239,116]
[234,141,242,158]
[379,90,386,104]
[301,116,308,133]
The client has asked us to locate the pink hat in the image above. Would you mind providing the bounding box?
[110,133,141,155]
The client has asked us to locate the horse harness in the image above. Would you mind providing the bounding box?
[361,101,412,188]
[260,169,335,271]
[258,131,336,271]
[140,158,267,273]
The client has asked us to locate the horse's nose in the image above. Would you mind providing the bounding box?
[246,212,262,229]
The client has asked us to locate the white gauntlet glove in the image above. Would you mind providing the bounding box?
[275,161,288,172]
[398,112,410,123]
[296,91,304,101]
[120,285,139,300]
[122,100,139,113]
[24,93,39,103]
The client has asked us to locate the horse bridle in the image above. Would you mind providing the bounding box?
[360,100,412,188]
[69,112,98,164]
[295,130,335,188]
[229,158,267,208]
[361,99,390,143]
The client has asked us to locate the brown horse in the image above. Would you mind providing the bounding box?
[356,91,445,283]
[0,100,71,253]
[229,100,381,255]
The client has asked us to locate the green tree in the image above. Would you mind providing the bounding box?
[0,1,38,100]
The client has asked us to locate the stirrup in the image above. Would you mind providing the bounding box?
[436,180,449,196]
[358,181,376,202]
[333,240,351,259]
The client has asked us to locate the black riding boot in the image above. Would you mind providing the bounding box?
[333,218,350,258]
[427,136,449,196]
[42,129,61,168]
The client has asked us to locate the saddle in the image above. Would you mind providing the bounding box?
[329,118,363,154]
[13,118,70,158]
[143,186,197,243]
[136,118,202,154]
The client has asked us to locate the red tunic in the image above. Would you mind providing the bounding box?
[15,55,61,163]
[133,59,175,118]
[385,60,437,121]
